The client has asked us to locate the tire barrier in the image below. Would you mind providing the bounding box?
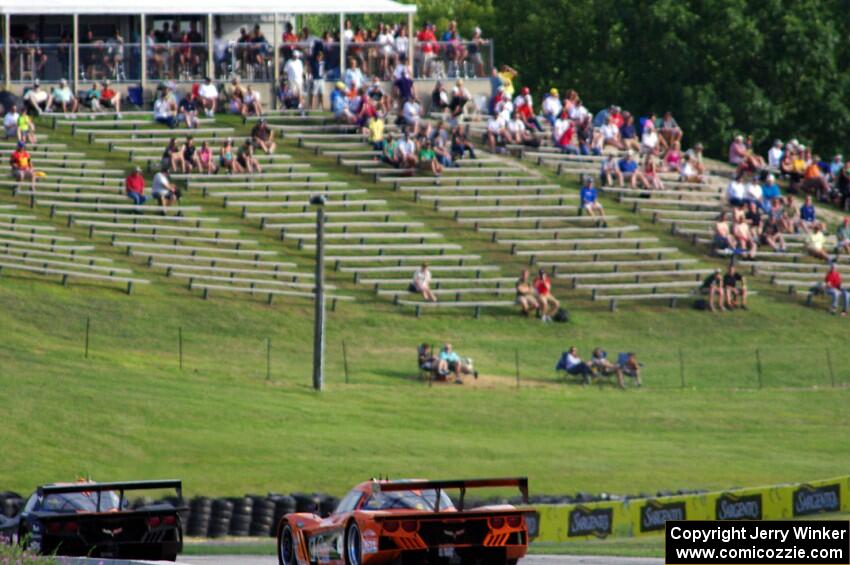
[227,497,253,537]
[186,497,212,537]
[207,498,234,538]
[0,492,23,518]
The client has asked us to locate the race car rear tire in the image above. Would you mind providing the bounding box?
[278,524,296,565]
[345,521,362,565]
[158,547,178,562]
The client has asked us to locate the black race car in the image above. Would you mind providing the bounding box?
[0,480,185,561]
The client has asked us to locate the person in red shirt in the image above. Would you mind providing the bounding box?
[125,166,147,208]
[10,141,36,191]
[417,23,438,77]
[534,268,561,322]
[100,79,123,117]
[825,263,848,316]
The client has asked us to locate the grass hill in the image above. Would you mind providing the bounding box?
[1,115,849,500]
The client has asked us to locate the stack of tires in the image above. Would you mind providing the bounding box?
[248,496,276,537]
[319,495,340,517]
[291,493,321,514]
[0,492,23,518]
[227,497,253,537]
[186,497,212,537]
[270,495,296,538]
[207,498,234,538]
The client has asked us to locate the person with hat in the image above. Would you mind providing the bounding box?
[542,88,562,126]
[198,77,219,117]
[330,81,349,122]
[51,79,78,114]
[533,268,560,323]
[124,166,147,208]
[23,79,51,116]
[100,80,122,118]
[514,87,543,132]
[251,118,276,154]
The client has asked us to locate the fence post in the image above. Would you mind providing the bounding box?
[84,316,90,359]
[826,348,836,388]
[342,340,350,384]
[755,349,763,389]
[266,338,271,381]
[178,327,183,371]
[515,349,520,390]
[678,348,685,389]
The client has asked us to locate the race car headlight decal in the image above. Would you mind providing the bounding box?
[147,516,162,528]
[64,521,79,533]
[383,520,400,533]
[506,515,523,528]
[489,517,505,529]
[401,520,418,533]
[163,515,177,526]
[46,522,62,534]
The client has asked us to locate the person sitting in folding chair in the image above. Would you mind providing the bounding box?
[418,343,448,380]
[555,346,592,385]
[591,348,625,389]
[616,352,643,387]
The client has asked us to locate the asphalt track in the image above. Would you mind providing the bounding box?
[179,556,663,564]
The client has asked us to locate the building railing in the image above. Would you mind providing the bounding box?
[1,38,494,84]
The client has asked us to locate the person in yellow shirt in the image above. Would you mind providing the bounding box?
[367,116,385,151]
[497,64,518,98]
[16,107,36,145]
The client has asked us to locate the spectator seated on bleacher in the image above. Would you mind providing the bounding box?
[100,80,123,118]
[729,134,766,176]
[662,141,683,173]
[411,262,437,302]
[251,119,276,155]
[381,134,399,167]
[799,195,820,233]
[507,111,539,147]
[723,264,748,309]
[600,114,625,151]
[760,209,787,253]
[183,137,203,173]
[418,343,448,380]
[439,343,478,383]
[600,155,620,187]
[198,77,219,117]
[659,111,682,146]
[223,77,246,115]
[555,346,592,385]
[761,174,782,211]
[579,176,606,222]
[642,154,664,190]
[51,79,78,114]
[700,269,725,312]
[835,218,850,256]
[713,212,735,253]
[241,86,263,118]
[219,138,243,174]
[640,120,665,156]
[450,126,476,161]
[197,142,216,175]
[237,139,262,174]
[432,132,454,169]
[419,139,443,176]
[617,150,644,189]
[534,268,560,323]
[679,154,704,184]
[515,269,539,317]
[396,132,418,170]
[824,263,849,316]
[768,139,784,170]
[10,141,37,190]
[22,80,51,117]
[727,174,747,207]
[619,112,640,153]
[178,92,200,129]
[431,81,449,113]
[732,214,757,259]
[402,97,425,137]
[124,166,147,208]
[801,155,830,202]
[552,111,577,155]
[745,201,762,241]
[162,137,184,173]
[806,224,830,262]
[514,87,543,132]
[153,88,178,128]
[448,80,471,125]
[15,108,36,145]
[3,107,19,139]
[541,88,562,127]
[152,166,181,212]
[330,82,350,123]
[82,82,102,112]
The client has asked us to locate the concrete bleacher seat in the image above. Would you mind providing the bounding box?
[0,258,149,294]
[188,281,352,308]
[396,299,516,318]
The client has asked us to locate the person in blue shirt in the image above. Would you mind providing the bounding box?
[580,176,605,221]
[799,195,818,232]
[618,150,646,189]
[438,343,477,383]
[330,82,349,122]
[761,174,782,212]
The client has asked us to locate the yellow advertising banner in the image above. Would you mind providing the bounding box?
[532,475,850,543]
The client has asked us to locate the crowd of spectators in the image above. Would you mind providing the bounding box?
[417,342,478,384]
[556,346,642,388]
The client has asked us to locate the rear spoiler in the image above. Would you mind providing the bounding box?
[38,480,183,513]
[373,477,528,511]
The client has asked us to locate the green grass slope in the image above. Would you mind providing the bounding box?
[1,116,848,499]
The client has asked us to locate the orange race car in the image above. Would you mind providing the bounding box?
[276,477,531,565]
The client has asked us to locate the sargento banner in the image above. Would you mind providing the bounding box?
[532,475,850,544]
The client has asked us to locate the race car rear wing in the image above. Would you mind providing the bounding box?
[38,480,183,512]
[373,477,529,512]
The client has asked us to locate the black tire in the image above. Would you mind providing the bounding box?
[158,547,178,562]
[277,524,296,565]
[345,521,362,565]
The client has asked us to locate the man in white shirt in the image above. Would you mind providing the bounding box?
[727,175,747,207]
[23,80,51,116]
[284,50,305,103]
[152,166,180,211]
[541,88,562,126]
[402,98,422,135]
[343,58,363,93]
[3,109,19,139]
[198,77,219,117]
[600,116,623,150]
[486,113,508,152]
[396,133,417,169]
[745,179,763,205]
[767,139,783,170]
[641,126,661,155]
[569,102,590,123]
